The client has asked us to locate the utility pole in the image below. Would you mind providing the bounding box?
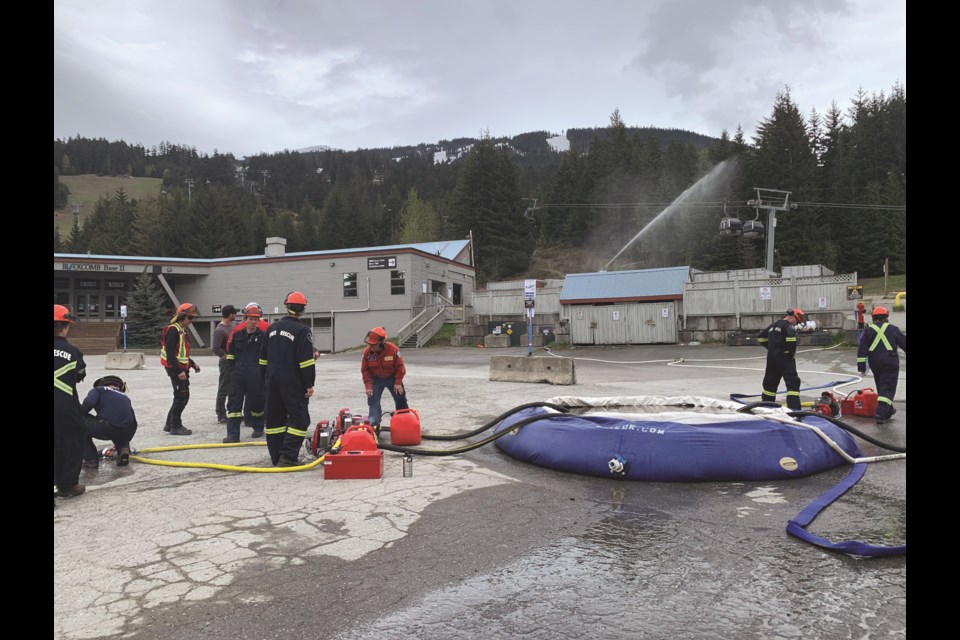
[883,258,889,296]
[184,178,195,208]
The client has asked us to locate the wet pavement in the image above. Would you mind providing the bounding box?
[54,343,906,639]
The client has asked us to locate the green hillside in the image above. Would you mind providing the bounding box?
[54,175,163,234]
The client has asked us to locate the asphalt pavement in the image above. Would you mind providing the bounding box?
[53,342,906,640]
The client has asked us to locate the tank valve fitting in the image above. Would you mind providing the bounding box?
[608,455,628,476]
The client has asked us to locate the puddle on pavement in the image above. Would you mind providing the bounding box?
[335,505,905,640]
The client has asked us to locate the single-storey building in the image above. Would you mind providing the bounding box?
[54,237,475,353]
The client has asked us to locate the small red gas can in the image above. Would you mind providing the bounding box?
[339,424,378,451]
[840,388,879,417]
[389,408,422,446]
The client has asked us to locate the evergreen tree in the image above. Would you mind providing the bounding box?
[449,137,530,281]
[399,188,440,242]
[125,272,169,347]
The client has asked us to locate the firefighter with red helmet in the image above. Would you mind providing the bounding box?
[757,308,806,410]
[361,326,408,431]
[222,304,267,442]
[54,304,87,500]
[857,306,906,424]
[259,292,316,467]
[161,302,201,436]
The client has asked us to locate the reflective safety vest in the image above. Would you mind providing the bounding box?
[53,360,77,395]
[867,323,893,352]
[160,322,191,370]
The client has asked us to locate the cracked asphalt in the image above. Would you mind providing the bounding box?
[54,342,906,639]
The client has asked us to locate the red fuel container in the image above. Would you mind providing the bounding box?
[339,425,378,451]
[389,408,422,446]
[840,388,879,417]
[323,450,384,479]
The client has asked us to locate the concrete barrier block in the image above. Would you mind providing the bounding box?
[484,335,511,348]
[489,355,576,385]
[105,351,146,370]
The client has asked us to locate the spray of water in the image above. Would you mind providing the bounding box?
[603,159,738,271]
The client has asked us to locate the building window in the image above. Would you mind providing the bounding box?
[391,270,405,295]
[343,272,358,298]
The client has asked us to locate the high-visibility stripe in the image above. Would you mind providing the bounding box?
[265,427,286,435]
[287,427,307,437]
[762,390,777,398]
[857,357,866,363]
[259,359,268,366]
[878,396,893,405]
[299,359,315,369]
[54,361,77,394]
[787,391,800,397]
[785,337,797,342]
[227,412,243,418]
[226,354,235,360]
[251,410,264,417]
[868,323,893,352]
[758,337,768,343]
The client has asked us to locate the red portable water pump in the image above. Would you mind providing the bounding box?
[813,392,841,417]
[308,408,384,479]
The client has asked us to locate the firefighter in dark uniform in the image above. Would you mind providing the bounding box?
[223,303,266,443]
[260,292,316,467]
[857,306,906,424]
[757,308,806,410]
[161,302,201,436]
[54,305,87,500]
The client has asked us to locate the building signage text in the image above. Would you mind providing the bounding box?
[60,263,127,272]
[367,256,398,270]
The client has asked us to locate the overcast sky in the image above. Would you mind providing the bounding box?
[53,0,905,158]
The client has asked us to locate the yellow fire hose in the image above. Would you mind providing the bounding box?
[130,442,325,473]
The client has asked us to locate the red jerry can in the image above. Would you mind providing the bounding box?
[390,408,422,446]
[339,424,378,451]
[840,388,879,417]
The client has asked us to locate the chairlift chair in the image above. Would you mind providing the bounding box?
[719,202,743,237]
[742,209,765,239]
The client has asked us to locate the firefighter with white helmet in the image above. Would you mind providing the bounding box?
[259,292,316,467]
[757,308,806,410]
[857,306,907,423]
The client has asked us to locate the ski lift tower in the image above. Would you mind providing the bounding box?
[746,188,798,273]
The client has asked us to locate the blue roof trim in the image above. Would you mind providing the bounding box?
[54,239,471,264]
[560,266,690,301]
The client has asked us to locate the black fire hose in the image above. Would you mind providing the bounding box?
[379,409,570,456]
[736,403,906,454]
[380,401,570,441]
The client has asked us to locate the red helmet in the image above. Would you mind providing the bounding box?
[54,304,77,323]
[365,327,387,345]
[176,303,198,318]
[243,303,263,318]
[284,291,307,306]
[871,306,889,316]
[787,308,806,323]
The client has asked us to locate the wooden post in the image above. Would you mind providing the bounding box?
[883,258,889,296]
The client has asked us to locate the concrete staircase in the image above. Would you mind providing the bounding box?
[68,322,122,355]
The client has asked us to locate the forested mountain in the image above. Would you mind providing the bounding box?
[54,84,906,282]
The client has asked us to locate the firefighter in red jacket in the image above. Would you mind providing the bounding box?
[161,302,201,436]
[757,308,806,410]
[259,292,316,467]
[361,326,408,430]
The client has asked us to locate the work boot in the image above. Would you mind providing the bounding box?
[163,424,171,432]
[277,456,301,468]
[59,484,86,498]
[82,458,99,468]
[222,436,240,444]
[168,426,193,436]
[117,448,130,466]
[217,415,227,424]
[251,428,264,438]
